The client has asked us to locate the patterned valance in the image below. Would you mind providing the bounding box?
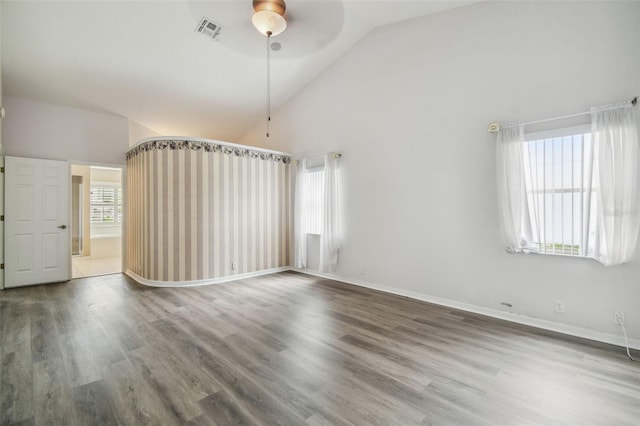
[126,139,291,163]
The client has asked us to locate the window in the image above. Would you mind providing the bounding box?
[300,156,327,235]
[294,153,341,271]
[303,168,325,235]
[522,125,595,257]
[498,102,638,265]
[90,184,123,224]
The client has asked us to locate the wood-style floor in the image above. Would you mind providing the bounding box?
[1,272,639,425]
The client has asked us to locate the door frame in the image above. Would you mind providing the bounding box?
[70,161,126,277]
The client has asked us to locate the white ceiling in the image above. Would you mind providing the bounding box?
[2,1,475,142]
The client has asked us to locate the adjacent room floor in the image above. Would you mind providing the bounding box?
[1,272,638,425]
[71,256,121,279]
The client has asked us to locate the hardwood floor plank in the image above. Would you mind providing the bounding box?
[32,357,77,426]
[0,295,31,356]
[58,324,124,388]
[305,407,357,426]
[125,348,205,423]
[5,418,34,426]
[0,350,33,425]
[30,302,61,364]
[417,388,492,426]
[184,414,216,426]
[245,363,320,420]
[101,359,185,426]
[197,390,263,426]
[312,375,425,426]
[70,380,119,425]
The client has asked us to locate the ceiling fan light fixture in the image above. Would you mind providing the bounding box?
[252,0,287,36]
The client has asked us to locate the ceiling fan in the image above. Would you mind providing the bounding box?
[189,0,344,137]
[188,0,344,58]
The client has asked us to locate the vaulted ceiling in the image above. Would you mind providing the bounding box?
[2,1,474,142]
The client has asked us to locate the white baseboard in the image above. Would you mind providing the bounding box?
[292,268,640,351]
[125,266,290,288]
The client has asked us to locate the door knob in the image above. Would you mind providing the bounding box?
[58,225,67,229]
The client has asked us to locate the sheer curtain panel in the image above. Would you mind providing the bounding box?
[496,124,537,253]
[293,159,308,269]
[319,154,341,272]
[591,102,640,266]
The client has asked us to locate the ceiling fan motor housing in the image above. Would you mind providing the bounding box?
[253,0,286,16]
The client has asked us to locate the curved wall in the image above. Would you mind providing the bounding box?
[126,138,291,284]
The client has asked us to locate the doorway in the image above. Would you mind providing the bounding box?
[71,164,123,278]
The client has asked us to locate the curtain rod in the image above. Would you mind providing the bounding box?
[292,152,342,166]
[487,96,638,133]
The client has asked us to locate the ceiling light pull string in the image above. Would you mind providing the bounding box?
[266,31,272,138]
[251,0,286,138]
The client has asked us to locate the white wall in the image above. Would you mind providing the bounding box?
[2,97,129,164]
[91,166,122,183]
[0,0,3,156]
[128,119,159,147]
[241,1,640,342]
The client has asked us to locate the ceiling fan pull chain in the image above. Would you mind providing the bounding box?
[266,31,272,138]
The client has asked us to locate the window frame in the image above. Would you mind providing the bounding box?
[522,124,594,259]
[89,181,123,225]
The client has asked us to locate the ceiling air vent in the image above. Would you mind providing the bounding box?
[196,17,223,41]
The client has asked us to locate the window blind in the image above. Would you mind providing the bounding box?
[523,129,595,257]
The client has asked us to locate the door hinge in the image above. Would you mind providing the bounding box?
[0,264,4,270]
[0,215,3,221]
[0,167,4,173]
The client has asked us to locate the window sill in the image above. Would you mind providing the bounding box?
[527,251,594,262]
[91,234,122,240]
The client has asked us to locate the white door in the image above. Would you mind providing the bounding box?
[5,156,70,288]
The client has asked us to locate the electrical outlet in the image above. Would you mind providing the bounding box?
[359,264,365,275]
[554,300,565,313]
[231,261,237,271]
[614,311,626,325]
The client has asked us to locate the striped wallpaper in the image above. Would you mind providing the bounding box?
[126,139,291,283]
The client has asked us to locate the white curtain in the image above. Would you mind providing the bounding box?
[293,159,308,269]
[590,102,640,266]
[496,124,537,253]
[319,154,341,272]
